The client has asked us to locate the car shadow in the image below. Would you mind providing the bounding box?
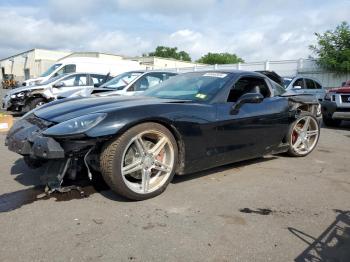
[172,156,278,184]
[2,158,129,213]
[2,155,278,211]
[289,209,350,262]
[321,120,350,130]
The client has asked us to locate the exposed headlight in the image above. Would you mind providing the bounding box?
[43,113,107,136]
[11,91,27,99]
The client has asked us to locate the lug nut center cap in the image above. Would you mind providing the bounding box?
[143,155,154,168]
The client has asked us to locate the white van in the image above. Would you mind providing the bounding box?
[22,57,143,86]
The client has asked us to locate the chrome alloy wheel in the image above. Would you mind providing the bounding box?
[121,130,175,194]
[291,116,319,155]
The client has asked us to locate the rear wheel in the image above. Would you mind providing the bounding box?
[287,113,320,157]
[100,123,178,200]
[322,115,341,127]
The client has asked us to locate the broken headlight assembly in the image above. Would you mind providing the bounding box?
[10,91,28,99]
[43,113,107,136]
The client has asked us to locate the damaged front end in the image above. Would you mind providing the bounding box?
[286,95,322,120]
[5,113,102,193]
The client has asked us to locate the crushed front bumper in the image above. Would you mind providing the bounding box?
[5,114,65,159]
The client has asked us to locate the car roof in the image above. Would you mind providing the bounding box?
[284,75,322,83]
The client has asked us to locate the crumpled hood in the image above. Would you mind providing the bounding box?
[5,84,48,96]
[34,96,178,123]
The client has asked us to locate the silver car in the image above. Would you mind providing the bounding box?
[284,76,325,102]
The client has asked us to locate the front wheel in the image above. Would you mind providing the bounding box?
[287,113,320,157]
[29,97,46,110]
[100,123,178,200]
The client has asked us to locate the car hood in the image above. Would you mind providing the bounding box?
[34,96,184,123]
[5,84,48,96]
[328,87,350,94]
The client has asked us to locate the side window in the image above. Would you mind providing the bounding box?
[91,74,105,84]
[59,74,87,87]
[227,76,271,102]
[314,81,322,89]
[129,74,164,92]
[54,64,76,77]
[76,74,87,86]
[293,78,305,89]
[305,79,315,89]
[60,75,76,87]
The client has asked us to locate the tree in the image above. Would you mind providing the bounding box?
[147,46,192,61]
[310,21,350,73]
[197,52,244,65]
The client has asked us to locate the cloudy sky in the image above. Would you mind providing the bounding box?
[0,0,349,62]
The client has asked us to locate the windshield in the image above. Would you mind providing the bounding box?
[283,78,293,88]
[40,63,62,77]
[143,72,231,101]
[39,74,68,85]
[101,71,143,90]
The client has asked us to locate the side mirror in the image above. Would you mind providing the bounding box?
[94,83,101,88]
[293,85,302,89]
[53,82,64,88]
[231,93,264,114]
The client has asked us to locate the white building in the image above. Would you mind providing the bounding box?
[0,49,71,82]
[131,56,206,70]
[0,49,126,83]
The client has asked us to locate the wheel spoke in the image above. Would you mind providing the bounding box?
[294,127,303,134]
[150,137,167,156]
[141,169,151,193]
[302,117,311,131]
[122,160,142,175]
[134,136,147,156]
[306,130,318,137]
[293,137,303,149]
[302,140,310,150]
[153,160,171,173]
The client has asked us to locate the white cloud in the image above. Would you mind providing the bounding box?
[0,0,349,62]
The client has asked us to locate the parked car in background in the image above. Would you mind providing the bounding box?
[283,76,325,102]
[91,71,178,97]
[321,81,350,126]
[6,70,321,200]
[2,73,112,112]
[22,57,142,86]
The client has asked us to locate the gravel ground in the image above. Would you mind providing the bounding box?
[0,87,349,261]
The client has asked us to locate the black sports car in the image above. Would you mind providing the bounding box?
[5,71,321,200]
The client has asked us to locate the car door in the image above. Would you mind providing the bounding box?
[52,74,89,98]
[304,78,317,97]
[215,75,289,165]
[291,78,306,94]
[313,80,325,101]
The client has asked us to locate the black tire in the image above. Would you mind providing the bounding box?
[322,115,341,127]
[286,113,320,157]
[23,156,46,169]
[99,122,178,200]
[29,97,46,110]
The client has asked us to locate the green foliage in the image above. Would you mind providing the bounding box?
[310,22,350,72]
[197,52,244,65]
[148,46,192,61]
